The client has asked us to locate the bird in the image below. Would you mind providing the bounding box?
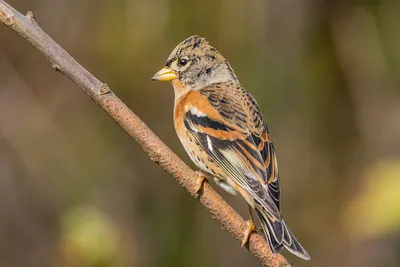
[151,35,310,260]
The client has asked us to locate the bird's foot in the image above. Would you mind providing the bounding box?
[241,219,256,247]
[194,170,207,194]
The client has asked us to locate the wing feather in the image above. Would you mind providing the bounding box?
[183,87,282,218]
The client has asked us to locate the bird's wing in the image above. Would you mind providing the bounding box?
[178,83,281,219]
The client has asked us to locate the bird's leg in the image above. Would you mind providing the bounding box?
[241,205,256,247]
[194,170,207,194]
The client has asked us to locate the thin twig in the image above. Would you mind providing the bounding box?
[0,1,294,266]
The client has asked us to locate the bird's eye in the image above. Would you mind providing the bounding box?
[178,58,189,67]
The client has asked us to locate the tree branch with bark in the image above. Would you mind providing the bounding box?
[0,1,294,266]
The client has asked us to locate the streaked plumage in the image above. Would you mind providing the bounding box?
[152,36,310,260]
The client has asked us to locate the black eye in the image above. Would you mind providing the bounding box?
[178,58,189,67]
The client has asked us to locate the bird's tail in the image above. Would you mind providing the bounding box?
[255,208,310,260]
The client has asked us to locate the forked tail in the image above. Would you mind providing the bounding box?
[255,208,310,260]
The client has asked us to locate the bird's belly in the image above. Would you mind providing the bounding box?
[212,177,239,195]
[177,130,238,195]
[178,133,211,174]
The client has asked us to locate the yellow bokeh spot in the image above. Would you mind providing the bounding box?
[343,158,400,239]
[60,205,120,266]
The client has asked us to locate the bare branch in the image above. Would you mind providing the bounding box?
[0,1,294,266]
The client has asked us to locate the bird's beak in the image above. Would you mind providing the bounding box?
[151,66,177,82]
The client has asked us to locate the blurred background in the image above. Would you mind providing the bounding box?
[0,0,399,266]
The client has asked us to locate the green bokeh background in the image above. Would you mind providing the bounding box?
[0,1,399,267]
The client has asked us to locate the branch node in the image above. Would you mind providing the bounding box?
[26,11,38,25]
[51,63,60,72]
[0,4,15,26]
[100,83,111,95]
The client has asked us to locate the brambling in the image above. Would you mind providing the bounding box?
[151,36,310,260]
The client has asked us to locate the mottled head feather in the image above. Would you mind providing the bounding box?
[165,36,238,90]
[166,36,209,64]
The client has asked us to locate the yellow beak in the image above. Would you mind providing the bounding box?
[151,66,177,82]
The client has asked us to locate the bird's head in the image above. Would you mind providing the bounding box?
[151,36,237,90]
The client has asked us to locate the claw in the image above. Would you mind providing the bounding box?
[241,205,256,247]
[241,219,256,247]
[194,171,207,194]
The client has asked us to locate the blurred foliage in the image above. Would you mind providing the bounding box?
[61,205,123,267]
[0,0,399,267]
[344,159,400,238]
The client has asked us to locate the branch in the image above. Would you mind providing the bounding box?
[0,1,294,266]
